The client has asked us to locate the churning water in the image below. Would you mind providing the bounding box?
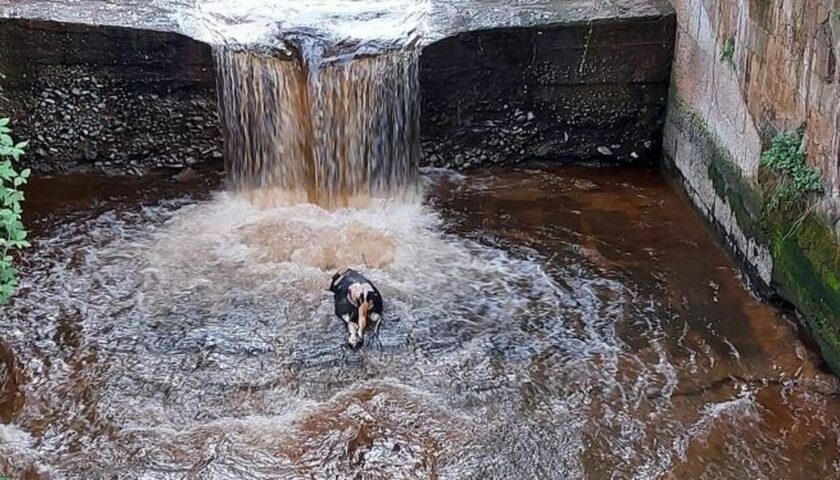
[3,167,840,479]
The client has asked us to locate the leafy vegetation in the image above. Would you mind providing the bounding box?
[0,117,30,303]
[720,36,736,66]
[758,125,822,214]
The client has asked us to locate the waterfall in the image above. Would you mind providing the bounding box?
[214,37,421,207]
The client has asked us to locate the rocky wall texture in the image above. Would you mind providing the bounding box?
[664,0,840,372]
[0,19,221,175]
[420,13,676,168]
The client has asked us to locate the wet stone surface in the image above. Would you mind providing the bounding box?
[1,165,839,479]
[0,339,24,424]
[27,67,221,175]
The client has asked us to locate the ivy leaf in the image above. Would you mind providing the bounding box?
[0,118,29,303]
[0,162,13,180]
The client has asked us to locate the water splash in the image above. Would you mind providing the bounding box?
[1,185,607,477]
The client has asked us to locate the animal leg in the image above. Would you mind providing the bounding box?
[371,313,383,337]
[346,321,362,348]
[357,302,370,341]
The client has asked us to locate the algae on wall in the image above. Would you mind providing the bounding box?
[770,213,840,373]
[757,127,840,374]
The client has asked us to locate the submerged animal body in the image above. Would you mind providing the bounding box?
[329,268,383,348]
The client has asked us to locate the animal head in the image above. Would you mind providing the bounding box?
[348,283,375,348]
[329,268,351,293]
[347,322,363,349]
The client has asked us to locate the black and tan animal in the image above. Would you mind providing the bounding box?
[329,268,383,348]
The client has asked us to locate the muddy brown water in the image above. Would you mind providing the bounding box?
[2,165,840,479]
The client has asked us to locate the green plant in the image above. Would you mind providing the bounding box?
[720,36,736,66]
[0,117,30,303]
[759,125,823,215]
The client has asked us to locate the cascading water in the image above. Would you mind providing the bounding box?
[215,45,420,205]
[206,1,425,206]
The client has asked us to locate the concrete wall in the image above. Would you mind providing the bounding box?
[420,13,675,168]
[664,0,840,371]
[0,19,221,175]
[0,6,675,175]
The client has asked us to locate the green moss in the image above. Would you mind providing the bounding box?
[667,97,765,241]
[720,36,736,66]
[757,128,838,370]
[770,213,840,373]
[760,127,840,372]
[708,146,766,241]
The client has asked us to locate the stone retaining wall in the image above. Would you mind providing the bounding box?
[420,14,676,168]
[0,3,676,174]
[0,19,220,175]
[664,0,840,372]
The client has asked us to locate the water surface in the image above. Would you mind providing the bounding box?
[1,165,839,479]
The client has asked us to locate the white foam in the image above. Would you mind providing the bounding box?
[0,424,33,447]
[182,0,429,48]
